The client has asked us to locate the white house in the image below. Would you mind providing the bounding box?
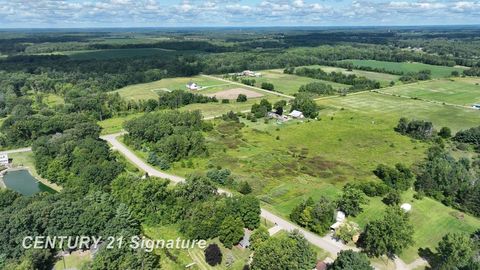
[0,154,9,166]
[288,110,304,119]
[186,82,201,91]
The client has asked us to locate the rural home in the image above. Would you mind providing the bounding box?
[186,82,201,91]
[288,110,304,119]
[241,70,261,77]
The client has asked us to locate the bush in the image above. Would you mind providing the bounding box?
[382,190,401,206]
[237,94,247,102]
[204,244,222,266]
[222,99,230,104]
[238,181,252,194]
[439,127,452,138]
[261,82,274,91]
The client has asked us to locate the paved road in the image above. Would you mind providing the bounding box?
[201,74,295,99]
[0,147,32,154]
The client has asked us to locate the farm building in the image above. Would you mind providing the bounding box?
[288,110,304,119]
[0,154,9,166]
[186,82,201,91]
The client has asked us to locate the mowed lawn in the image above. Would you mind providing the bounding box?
[341,60,466,78]
[380,78,480,106]
[254,69,349,95]
[319,92,480,132]
[353,190,480,263]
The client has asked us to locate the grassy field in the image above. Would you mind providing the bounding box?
[301,65,401,86]
[341,60,466,78]
[98,113,143,135]
[254,69,349,95]
[167,110,428,217]
[114,76,240,101]
[319,92,480,132]
[352,190,480,263]
[379,78,480,106]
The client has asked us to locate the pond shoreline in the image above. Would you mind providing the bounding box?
[1,167,61,193]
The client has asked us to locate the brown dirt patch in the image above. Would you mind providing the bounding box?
[207,88,264,100]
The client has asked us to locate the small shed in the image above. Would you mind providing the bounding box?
[239,229,251,249]
[315,261,327,270]
[289,110,304,119]
[330,211,346,230]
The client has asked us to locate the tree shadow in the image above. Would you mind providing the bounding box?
[418,247,438,269]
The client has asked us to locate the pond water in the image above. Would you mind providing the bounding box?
[3,170,55,196]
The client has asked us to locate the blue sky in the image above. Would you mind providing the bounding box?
[0,0,479,28]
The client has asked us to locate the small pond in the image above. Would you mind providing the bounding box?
[3,170,55,196]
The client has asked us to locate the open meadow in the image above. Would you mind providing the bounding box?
[341,60,466,78]
[379,77,480,106]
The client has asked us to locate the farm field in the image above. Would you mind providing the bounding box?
[253,69,349,95]
[319,91,480,132]
[352,190,480,263]
[379,77,480,106]
[301,65,401,86]
[341,60,466,78]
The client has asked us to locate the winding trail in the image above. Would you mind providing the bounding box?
[100,132,426,269]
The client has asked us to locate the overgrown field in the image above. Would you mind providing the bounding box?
[379,77,480,106]
[341,60,466,78]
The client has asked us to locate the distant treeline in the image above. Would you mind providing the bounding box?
[293,67,380,91]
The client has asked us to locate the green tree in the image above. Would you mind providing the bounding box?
[382,190,401,206]
[361,206,414,258]
[219,216,245,249]
[436,233,474,269]
[438,127,452,138]
[250,227,270,251]
[238,181,252,194]
[328,250,373,270]
[205,244,223,266]
[261,82,275,91]
[337,185,367,217]
[239,195,261,230]
[251,230,316,270]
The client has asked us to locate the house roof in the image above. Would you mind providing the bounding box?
[239,229,251,247]
[289,110,303,117]
[315,261,327,270]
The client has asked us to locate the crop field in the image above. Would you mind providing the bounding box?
[302,65,401,86]
[60,48,178,60]
[379,77,480,106]
[319,92,480,132]
[341,60,466,78]
[353,190,480,263]
[253,69,349,95]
